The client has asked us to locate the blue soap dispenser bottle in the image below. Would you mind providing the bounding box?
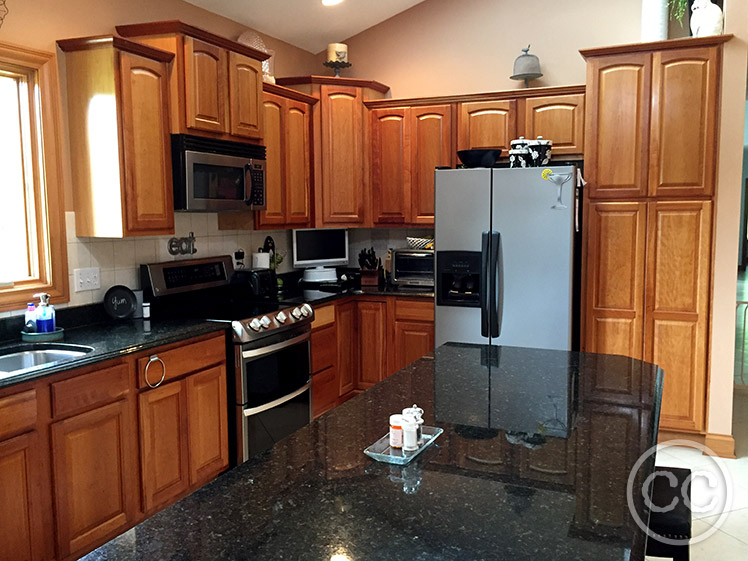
[34,292,56,333]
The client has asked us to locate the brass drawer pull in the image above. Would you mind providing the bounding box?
[144,355,166,388]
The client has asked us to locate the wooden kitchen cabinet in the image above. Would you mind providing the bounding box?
[357,299,389,389]
[584,201,647,358]
[311,304,340,417]
[336,300,357,396]
[390,298,435,373]
[519,435,576,486]
[137,334,228,511]
[276,76,389,227]
[584,52,651,199]
[649,47,719,198]
[117,21,268,142]
[581,37,728,436]
[645,200,712,432]
[58,36,175,237]
[139,380,190,512]
[524,94,585,156]
[186,365,229,486]
[51,399,138,559]
[370,105,452,226]
[458,99,517,151]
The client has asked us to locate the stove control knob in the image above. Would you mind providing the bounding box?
[291,307,302,320]
[248,318,262,332]
[300,303,313,318]
[232,321,244,337]
[275,311,288,324]
[260,316,272,329]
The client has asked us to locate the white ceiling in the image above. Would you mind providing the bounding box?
[185,0,426,54]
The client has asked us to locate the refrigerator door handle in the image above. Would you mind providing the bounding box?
[490,232,502,338]
[480,231,490,337]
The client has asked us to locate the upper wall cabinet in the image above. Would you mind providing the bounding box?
[524,94,585,155]
[369,104,452,226]
[117,21,268,143]
[458,100,516,151]
[581,37,726,200]
[58,36,175,238]
[276,76,390,228]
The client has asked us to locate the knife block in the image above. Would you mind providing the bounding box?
[360,269,380,287]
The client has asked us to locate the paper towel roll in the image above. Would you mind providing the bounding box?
[252,252,270,269]
[327,43,348,63]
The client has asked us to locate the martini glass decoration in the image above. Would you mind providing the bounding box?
[546,171,573,209]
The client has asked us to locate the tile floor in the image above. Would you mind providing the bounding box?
[646,390,748,560]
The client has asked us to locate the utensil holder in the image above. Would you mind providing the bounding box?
[360,269,380,287]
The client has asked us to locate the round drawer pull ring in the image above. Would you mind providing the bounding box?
[144,355,166,388]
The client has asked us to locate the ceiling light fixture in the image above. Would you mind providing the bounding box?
[322,0,345,6]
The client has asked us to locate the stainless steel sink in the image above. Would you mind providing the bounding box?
[0,343,95,379]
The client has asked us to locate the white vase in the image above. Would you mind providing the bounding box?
[690,0,724,37]
[641,0,669,41]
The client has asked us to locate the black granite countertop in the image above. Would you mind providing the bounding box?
[0,319,228,389]
[81,343,663,561]
[277,285,434,306]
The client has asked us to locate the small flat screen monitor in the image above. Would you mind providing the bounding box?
[293,228,348,282]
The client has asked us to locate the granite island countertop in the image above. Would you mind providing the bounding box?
[81,343,663,561]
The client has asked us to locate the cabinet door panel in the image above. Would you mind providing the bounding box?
[119,51,174,234]
[184,37,227,133]
[228,51,263,139]
[585,54,651,198]
[519,434,576,486]
[392,320,434,374]
[320,85,364,224]
[0,432,49,561]
[257,93,285,226]
[336,301,357,396]
[186,365,229,485]
[585,202,646,358]
[356,301,387,389]
[312,366,339,418]
[285,100,312,224]
[646,201,711,432]
[411,105,451,224]
[52,400,136,558]
[649,48,718,197]
[458,100,516,151]
[139,381,189,513]
[524,94,584,155]
[370,107,409,224]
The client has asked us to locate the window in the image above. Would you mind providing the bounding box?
[0,42,68,312]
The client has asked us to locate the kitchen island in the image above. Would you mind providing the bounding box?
[81,343,662,561]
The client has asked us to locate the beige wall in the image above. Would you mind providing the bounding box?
[0,0,316,75]
[707,1,748,440]
[338,0,642,98]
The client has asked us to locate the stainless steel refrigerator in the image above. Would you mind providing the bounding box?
[434,166,578,350]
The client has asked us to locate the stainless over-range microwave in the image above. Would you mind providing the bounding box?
[172,134,266,212]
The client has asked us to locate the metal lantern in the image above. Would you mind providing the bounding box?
[510,45,543,88]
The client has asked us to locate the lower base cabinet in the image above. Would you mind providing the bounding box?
[0,431,50,561]
[357,300,388,389]
[51,399,138,560]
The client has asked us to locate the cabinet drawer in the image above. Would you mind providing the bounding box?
[311,325,336,374]
[395,298,434,321]
[312,366,338,418]
[137,335,225,389]
[311,304,335,330]
[0,389,37,440]
[52,363,129,419]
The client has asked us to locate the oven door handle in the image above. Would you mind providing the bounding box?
[241,331,310,360]
[243,381,311,417]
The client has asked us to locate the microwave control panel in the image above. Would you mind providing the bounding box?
[247,162,266,209]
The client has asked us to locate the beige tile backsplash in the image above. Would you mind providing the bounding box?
[56,212,432,312]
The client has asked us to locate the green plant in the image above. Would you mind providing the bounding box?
[668,0,689,24]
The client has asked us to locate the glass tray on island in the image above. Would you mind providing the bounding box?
[363,426,443,465]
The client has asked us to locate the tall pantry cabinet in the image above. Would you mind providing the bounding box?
[581,36,729,434]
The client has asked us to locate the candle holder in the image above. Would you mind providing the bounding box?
[323,60,352,78]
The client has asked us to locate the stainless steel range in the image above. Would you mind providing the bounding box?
[141,256,314,465]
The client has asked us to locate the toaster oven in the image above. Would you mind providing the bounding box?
[392,249,434,288]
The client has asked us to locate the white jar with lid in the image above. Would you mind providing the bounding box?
[401,415,419,451]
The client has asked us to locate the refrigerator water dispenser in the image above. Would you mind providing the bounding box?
[436,251,482,307]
